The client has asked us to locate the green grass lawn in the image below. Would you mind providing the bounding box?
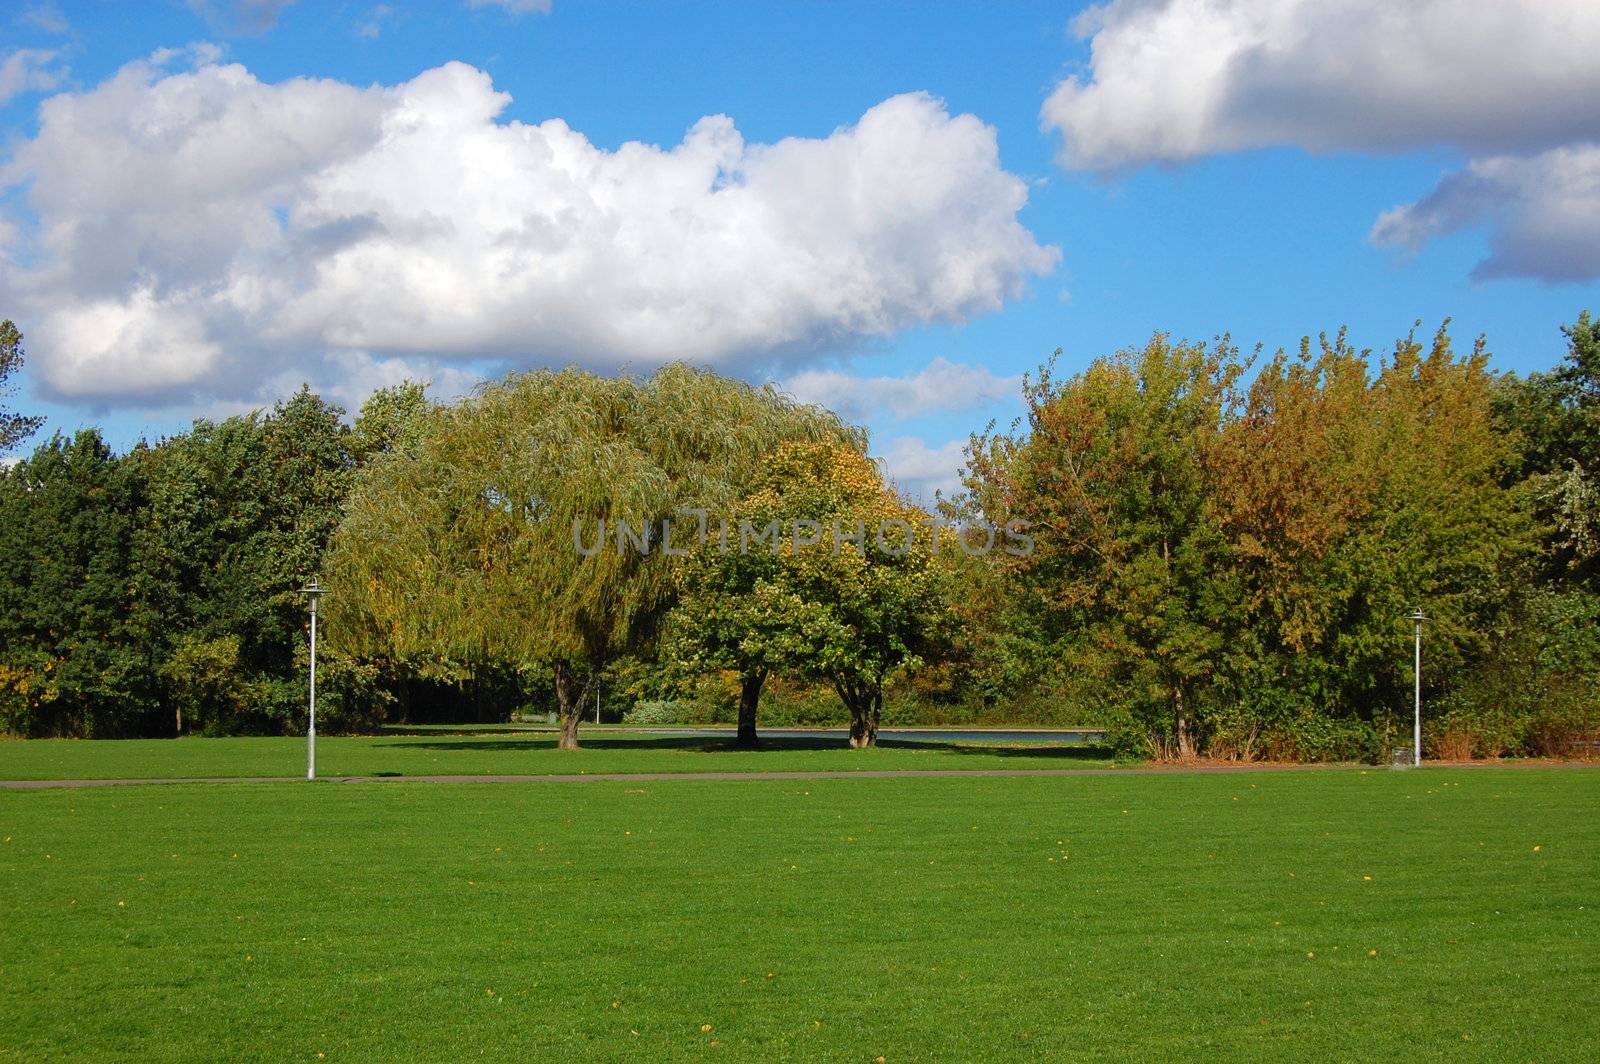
[2,767,1595,1061]
[0,731,1111,781]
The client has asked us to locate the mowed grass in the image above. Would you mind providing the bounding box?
[0,731,1110,781]
[2,768,1595,1062]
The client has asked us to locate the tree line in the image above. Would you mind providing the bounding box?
[1,314,1597,759]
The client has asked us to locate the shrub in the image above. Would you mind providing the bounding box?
[623,700,692,726]
[1260,715,1385,764]
[159,635,260,736]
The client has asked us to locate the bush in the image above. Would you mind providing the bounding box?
[1423,700,1521,760]
[160,635,260,736]
[1259,714,1386,764]
[1523,679,1599,757]
[1424,588,1600,758]
[1101,707,1154,761]
[622,700,692,726]
[316,653,393,734]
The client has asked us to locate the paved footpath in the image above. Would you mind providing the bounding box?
[2,760,1590,789]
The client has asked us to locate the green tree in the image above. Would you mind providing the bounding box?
[674,442,949,748]
[966,324,1535,760]
[129,388,354,732]
[1,319,44,452]
[1207,325,1534,758]
[0,431,157,736]
[1494,310,1600,583]
[968,336,1238,757]
[352,380,435,463]
[326,364,844,748]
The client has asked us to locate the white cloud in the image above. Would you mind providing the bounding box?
[1371,145,1600,282]
[878,435,967,503]
[0,49,65,107]
[186,0,297,35]
[783,357,1020,422]
[1044,0,1600,172]
[20,5,71,34]
[356,5,396,39]
[466,0,552,14]
[1,56,1056,406]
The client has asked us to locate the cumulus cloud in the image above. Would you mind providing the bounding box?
[1044,0,1600,282]
[1371,145,1600,282]
[0,49,65,107]
[878,435,968,502]
[782,357,1021,422]
[1043,0,1600,172]
[0,54,1055,406]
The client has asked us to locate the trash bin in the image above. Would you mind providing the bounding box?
[1391,746,1413,769]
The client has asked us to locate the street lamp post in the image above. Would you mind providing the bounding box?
[300,579,326,780]
[1410,608,1426,768]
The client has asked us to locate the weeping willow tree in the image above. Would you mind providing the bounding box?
[324,363,854,748]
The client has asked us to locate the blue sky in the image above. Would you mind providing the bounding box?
[2,0,1597,497]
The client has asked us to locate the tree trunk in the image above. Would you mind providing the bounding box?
[1174,685,1196,760]
[553,659,583,750]
[847,686,882,749]
[735,668,766,748]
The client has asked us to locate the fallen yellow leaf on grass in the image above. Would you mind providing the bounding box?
[701,1024,713,1033]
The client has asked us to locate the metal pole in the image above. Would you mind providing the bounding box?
[1412,610,1423,767]
[595,681,600,725]
[308,589,318,780]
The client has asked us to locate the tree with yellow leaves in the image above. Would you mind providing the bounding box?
[672,442,950,747]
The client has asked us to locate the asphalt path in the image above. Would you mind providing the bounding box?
[4,760,1590,789]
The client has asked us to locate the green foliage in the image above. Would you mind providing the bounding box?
[0,319,44,453]
[351,380,434,462]
[1493,310,1600,583]
[2,314,1597,759]
[159,635,259,736]
[0,390,357,737]
[672,442,952,746]
[965,323,1539,760]
[1428,587,1600,758]
[621,700,693,726]
[326,363,850,747]
[0,431,158,737]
